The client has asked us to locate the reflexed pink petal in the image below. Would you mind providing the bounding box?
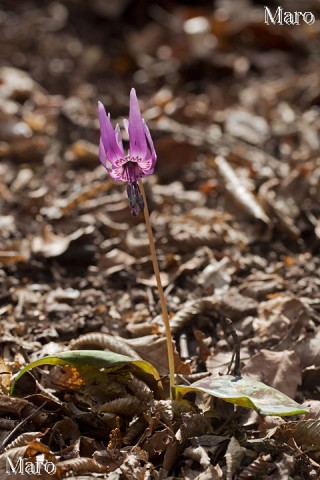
[98,138,107,167]
[115,124,124,154]
[128,88,147,159]
[98,101,123,167]
[114,156,130,167]
[143,120,157,168]
[109,166,125,181]
[123,118,129,135]
[138,157,154,173]
[141,167,154,176]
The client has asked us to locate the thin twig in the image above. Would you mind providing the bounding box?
[222,317,241,377]
[138,180,176,398]
[0,401,47,451]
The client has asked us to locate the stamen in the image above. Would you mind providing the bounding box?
[133,181,144,212]
[126,181,144,216]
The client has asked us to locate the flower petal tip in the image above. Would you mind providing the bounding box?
[98,100,105,112]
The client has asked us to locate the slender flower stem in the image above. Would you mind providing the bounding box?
[138,179,175,398]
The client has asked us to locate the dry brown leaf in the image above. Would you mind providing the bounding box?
[31,225,94,258]
[0,446,29,476]
[46,288,80,304]
[138,271,173,288]
[176,413,213,443]
[276,419,320,450]
[45,365,85,392]
[225,110,269,145]
[304,400,320,420]
[162,436,180,474]
[215,155,270,223]
[219,289,258,321]
[294,330,320,369]
[121,336,190,376]
[254,295,308,342]
[127,377,153,402]
[54,180,112,218]
[238,454,275,479]
[206,351,237,376]
[0,441,58,480]
[0,359,11,394]
[125,228,150,256]
[56,457,107,476]
[270,453,295,479]
[259,178,301,240]
[169,222,225,252]
[5,432,45,450]
[142,428,175,457]
[190,435,229,458]
[69,332,141,359]
[225,437,246,480]
[0,67,39,100]
[194,465,224,480]
[99,396,144,416]
[159,296,219,334]
[115,446,155,480]
[239,272,284,300]
[48,417,80,450]
[0,396,33,417]
[194,329,211,364]
[123,416,148,446]
[98,248,136,275]
[242,349,302,398]
[153,182,206,208]
[184,445,211,468]
[198,257,234,290]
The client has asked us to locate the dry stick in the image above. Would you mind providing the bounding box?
[0,401,47,451]
[223,317,241,377]
[138,179,175,398]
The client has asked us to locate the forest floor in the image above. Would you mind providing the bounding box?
[0,0,320,478]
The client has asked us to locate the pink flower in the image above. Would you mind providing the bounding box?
[98,88,157,215]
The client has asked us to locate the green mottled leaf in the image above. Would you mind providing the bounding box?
[10,350,162,396]
[176,375,308,416]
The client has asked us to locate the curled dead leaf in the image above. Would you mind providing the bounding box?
[215,155,270,223]
[259,178,301,240]
[225,437,246,480]
[98,248,136,275]
[157,296,219,334]
[32,225,94,258]
[69,332,141,359]
[225,110,269,145]
[274,419,320,453]
[242,349,302,399]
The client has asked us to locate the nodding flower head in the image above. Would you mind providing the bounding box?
[98,88,157,215]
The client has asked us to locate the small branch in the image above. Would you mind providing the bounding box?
[138,180,176,398]
[222,317,241,377]
[0,401,47,451]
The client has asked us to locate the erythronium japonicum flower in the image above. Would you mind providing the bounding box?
[97,88,176,398]
[98,88,157,215]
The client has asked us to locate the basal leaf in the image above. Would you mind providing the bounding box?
[176,375,308,416]
[10,350,162,396]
